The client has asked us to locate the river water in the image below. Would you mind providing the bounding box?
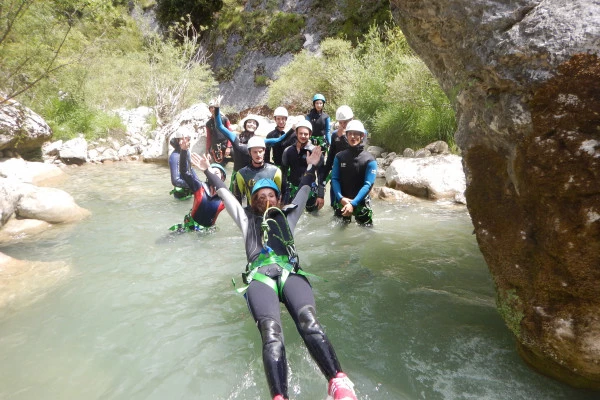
[0,161,596,400]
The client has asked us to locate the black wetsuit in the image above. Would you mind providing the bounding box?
[324,130,350,205]
[305,108,331,148]
[331,144,378,225]
[265,127,296,166]
[205,167,343,399]
[281,142,326,209]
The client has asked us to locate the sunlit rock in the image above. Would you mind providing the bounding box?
[0,95,52,159]
[385,155,466,201]
[391,0,600,388]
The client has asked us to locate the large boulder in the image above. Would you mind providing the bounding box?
[385,155,466,203]
[0,96,52,159]
[390,0,600,389]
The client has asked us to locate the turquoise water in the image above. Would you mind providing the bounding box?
[0,162,596,400]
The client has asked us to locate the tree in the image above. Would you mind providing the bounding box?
[0,0,83,104]
[155,0,223,32]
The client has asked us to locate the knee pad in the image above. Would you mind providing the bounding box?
[297,305,325,336]
[258,319,283,346]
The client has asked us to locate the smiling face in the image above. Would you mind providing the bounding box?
[251,187,279,214]
[275,116,287,129]
[314,100,324,112]
[250,146,265,166]
[346,130,364,147]
[245,119,258,132]
[296,127,311,146]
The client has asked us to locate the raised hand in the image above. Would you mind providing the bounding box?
[191,153,211,171]
[306,146,322,166]
[213,95,223,108]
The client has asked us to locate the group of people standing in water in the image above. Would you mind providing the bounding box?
[167,93,377,400]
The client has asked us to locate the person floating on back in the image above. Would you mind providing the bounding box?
[331,120,377,226]
[191,148,358,400]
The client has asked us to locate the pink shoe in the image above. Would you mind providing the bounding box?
[272,395,286,400]
[327,372,357,400]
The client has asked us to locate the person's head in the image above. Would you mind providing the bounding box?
[208,99,216,116]
[247,136,266,166]
[242,114,260,133]
[173,131,190,149]
[209,163,226,182]
[295,120,313,146]
[250,178,280,214]
[345,120,366,147]
[312,93,326,112]
[273,107,288,129]
[335,105,354,131]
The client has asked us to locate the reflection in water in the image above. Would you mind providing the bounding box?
[0,162,596,400]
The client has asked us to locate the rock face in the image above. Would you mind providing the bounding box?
[390,0,600,389]
[0,96,52,159]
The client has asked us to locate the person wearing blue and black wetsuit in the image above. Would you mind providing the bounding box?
[305,93,331,151]
[190,149,357,400]
[168,135,226,232]
[331,119,377,226]
[168,132,197,199]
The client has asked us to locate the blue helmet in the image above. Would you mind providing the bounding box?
[251,178,280,196]
[312,93,326,104]
[210,163,226,181]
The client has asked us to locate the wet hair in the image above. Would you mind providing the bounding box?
[250,188,281,214]
[169,137,180,150]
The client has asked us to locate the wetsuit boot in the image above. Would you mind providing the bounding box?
[258,318,288,399]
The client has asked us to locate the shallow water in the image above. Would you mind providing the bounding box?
[0,162,596,400]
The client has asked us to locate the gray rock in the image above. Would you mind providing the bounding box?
[59,137,88,165]
[0,96,52,158]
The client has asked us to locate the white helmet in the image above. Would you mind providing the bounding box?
[336,105,354,121]
[208,99,216,107]
[241,114,260,130]
[247,136,266,151]
[345,120,366,135]
[295,120,313,134]
[273,107,288,118]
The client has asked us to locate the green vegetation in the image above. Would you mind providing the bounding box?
[267,25,457,152]
[1,1,455,153]
[497,288,524,338]
[1,0,217,142]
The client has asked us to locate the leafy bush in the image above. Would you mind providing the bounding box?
[267,24,457,152]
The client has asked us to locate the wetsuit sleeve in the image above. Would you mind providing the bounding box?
[317,153,326,198]
[331,156,342,202]
[264,128,293,147]
[205,169,249,237]
[287,169,316,230]
[281,149,290,203]
[324,132,337,177]
[235,171,248,201]
[170,152,190,188]
[325,116,331,145]
[206,125,212,152]
[350,159,378,207]
[179,150,201,192]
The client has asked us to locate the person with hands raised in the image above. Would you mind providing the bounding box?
[192,146,357,400]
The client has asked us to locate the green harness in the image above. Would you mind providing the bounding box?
[170,186,192,200]
[233,206,320,297]
[169,213,213,233]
